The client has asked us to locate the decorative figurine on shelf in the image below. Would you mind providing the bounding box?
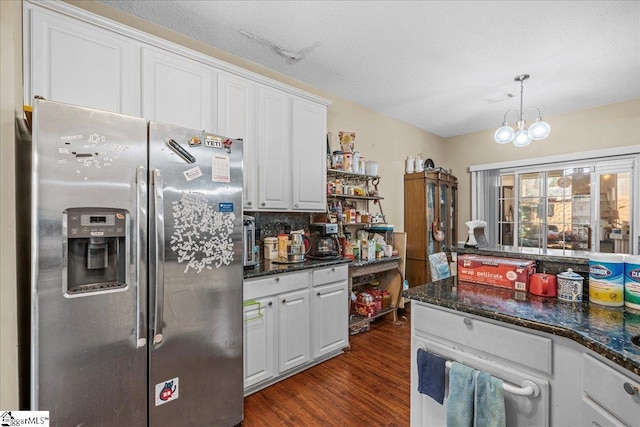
[338,131,356,153]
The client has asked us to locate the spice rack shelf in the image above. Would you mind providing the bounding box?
[327,194,384,201]
[349,307,396,327]
[326,169,387,226]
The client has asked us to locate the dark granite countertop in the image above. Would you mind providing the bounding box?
[243,255,401,279]
[244,257,351,279]
[447,244,590,264]
[404,277,640,377]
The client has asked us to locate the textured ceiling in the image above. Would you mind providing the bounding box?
[97,0,640,138]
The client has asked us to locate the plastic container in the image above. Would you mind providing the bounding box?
[343,152,353,173]
[365,161,379,176]
[589,253,625,307]
[624,254,640,310]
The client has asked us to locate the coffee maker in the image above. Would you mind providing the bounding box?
[308,223,340,259]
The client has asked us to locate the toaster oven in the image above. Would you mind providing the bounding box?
[243,215,258,268]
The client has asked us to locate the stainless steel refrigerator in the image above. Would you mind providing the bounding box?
[30,99,244,426]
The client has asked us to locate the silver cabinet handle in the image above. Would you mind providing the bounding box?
[247,201,252,206]
[152,169,165,345]
[623,382,638,395]
[463,317,472,326]
[268,301,273,307]
[135,166,147,348]
[261,202,266,207]
[275,277,280,283]
[332,267,335,272]
[294,203,299,208]
[282,299,286,304]
[317,292,321,296]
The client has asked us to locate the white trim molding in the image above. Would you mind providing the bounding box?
[469,145,640,172]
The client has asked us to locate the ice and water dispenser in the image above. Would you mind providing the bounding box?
[64,208,128,294]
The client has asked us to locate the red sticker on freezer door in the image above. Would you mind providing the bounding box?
[155,377,179,406]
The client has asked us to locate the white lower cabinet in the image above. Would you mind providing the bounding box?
[411,302,551,427]
[243,296,276,389]
[243,265,348,395]
[312,266,348,359]
[582,354,640,427]
[278,288,311,372]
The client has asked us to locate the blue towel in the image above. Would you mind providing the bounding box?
[416,348,446,404]
[474,371,506,427]
[446,362,476,427]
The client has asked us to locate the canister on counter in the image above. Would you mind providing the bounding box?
[557,268,584,302]
[277,234,288,259]
[264,237,278,260]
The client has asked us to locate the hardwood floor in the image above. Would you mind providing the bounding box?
[243,308,412,427]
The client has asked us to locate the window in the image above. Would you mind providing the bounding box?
[471,149,639,255]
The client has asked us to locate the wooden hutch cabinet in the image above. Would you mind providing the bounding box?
[404,170,458,287]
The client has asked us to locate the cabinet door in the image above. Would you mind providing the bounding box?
[257,86,291,210]
[25,4,140,115]
[291,97,327,211]
[311,281,348,358]
[243,297,276,390]
[217,72,257,210]
[142,47,216,131]
[278,288,310,372]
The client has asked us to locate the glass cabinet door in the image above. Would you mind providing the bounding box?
[440,183,448,246]
[450,185,457,247]
[426,181,436,255]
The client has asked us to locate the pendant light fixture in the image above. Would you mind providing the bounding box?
[494,74,550,147]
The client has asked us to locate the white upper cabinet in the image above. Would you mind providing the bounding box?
[141,47,216,131]
[291,98,328,211]
[217,72,258,210]
[24,3,140,115]
[24,0,331,212]
[257,86,292,210]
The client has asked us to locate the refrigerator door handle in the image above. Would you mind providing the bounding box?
[136,166,148,348]
[152,169,165,344]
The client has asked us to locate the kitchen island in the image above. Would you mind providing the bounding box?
[404,276,640,374]
[404,276,640,426]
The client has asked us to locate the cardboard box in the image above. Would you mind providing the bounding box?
[457,254,536,291]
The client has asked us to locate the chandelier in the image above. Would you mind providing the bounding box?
[494,74,550,147]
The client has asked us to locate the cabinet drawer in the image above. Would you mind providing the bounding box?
[244,271,309,300]
[582,397,626,427]
[582,354,640,426]
[414,303,552,375]
[312,264,348,287]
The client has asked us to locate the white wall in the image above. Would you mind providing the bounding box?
[0,0,22,410]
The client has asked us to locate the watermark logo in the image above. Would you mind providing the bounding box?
[1,411,49,426]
